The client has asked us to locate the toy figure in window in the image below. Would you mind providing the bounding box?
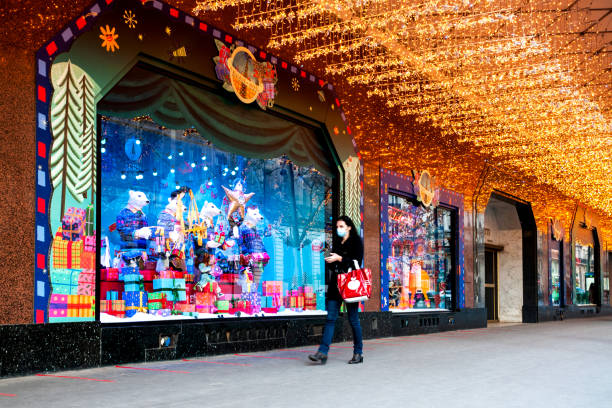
[238,206,270,287]
[157,187,190,271]
[115,190,153,265]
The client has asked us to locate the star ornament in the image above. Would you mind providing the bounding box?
[222,181,254,219]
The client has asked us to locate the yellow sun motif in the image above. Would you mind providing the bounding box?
[99,25,119,52]
[291,77,300,92]
[123,10,137,29]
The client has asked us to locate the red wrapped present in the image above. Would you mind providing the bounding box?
[195,292,215,306]
[262,307,278,314]
[184,274,194,283]
[297,295,305,309]
[81,252,96,270]
[101,268,119,281]
[220,273,240,283]
[140,270,155,281]
[144,261,157,270]
[52,229,83,269]
[219,282,241,294]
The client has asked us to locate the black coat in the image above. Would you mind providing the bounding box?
[326,235,364,301]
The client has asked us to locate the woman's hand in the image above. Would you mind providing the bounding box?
[324,253,342,263]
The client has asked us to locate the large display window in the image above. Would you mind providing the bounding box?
[99,116,332,321]
[574,242,595,305]
[386,194,455,311]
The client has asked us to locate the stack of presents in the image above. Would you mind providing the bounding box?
[51,206,321,320]
[49,206,96,323]
[99,269,320,319]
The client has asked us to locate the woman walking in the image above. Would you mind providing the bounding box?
[309,215,364,364]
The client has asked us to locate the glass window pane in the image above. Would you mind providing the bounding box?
[574,242,595,305]
[100,116,332,321]
[387,194,454,311]
[550,249,560,306]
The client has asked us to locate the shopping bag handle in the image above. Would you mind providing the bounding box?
[353,259,360,270]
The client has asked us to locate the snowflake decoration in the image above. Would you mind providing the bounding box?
[123,10,137,29]
[291,77,300,91]
[165,26,172,36]
[99,25,119,52]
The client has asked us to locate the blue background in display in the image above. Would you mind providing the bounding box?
[100,118,332,309]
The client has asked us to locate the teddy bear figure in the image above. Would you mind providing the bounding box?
[116,190,153,250]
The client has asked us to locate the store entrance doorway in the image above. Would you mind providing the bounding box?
[485,247,500,321]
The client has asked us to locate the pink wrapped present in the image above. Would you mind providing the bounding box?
[84,236,96,252]
[77,283,94,296]
[49,308,67,318]
[50,294,69,304]
[66,207,86,220]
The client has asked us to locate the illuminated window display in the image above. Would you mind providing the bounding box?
[574,243,595,305]
[550,249,561,307]
[100,117,332,321]
[386,194,454,311]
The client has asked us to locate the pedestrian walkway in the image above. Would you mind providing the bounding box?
[1,317,611,407]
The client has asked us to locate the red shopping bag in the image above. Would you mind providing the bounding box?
[337,260,372,303]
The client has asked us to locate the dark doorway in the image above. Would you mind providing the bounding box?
[485,247,499,321]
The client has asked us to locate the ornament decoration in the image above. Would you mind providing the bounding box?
[123,10,137,29]
[99,25,119,52]
[291,77,300,91]
[412,170,439,208]
[213,40,278,109]
[222,180,255,219]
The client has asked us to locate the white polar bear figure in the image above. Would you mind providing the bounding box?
[200,201,222,225]
[199,201,235,249]
[116,190,152,249]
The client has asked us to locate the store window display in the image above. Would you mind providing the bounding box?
[386,194,454,311]
[100,116,332,321]
[574,242,595,305]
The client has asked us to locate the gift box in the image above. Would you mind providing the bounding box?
[49,308,68,318]
[148,292,169,310]
[182,311,198,317]
[262,281,283,295]
[62,215,84,241]
[49,294,68,315]
[262,307,278,314]
[77,282,94,296]
[81,252,96,270]
[100,300,110,313]
[195,291,216,306]
[175,303,195,313]
[296,295,305,309]
[120,266,138,279]
[107,299,126,317]
[153,278,186,302]
[84,204,95,236]
[123,291,148,317]
[122,273,144,292]
[52,230,83,269]
[219,282,241,295]
[83,235,96,253]
[184,274,194,283]
[101,268,119,281]
[185,284,195,300]
[144,261,157,270]
[242,292,261,313]
[106,290,119,301]
[215,300,230,312]
[67,295,94,318]
[50,269,79,295]
[140,270,155,281]
[66,206,86,220]
[195,304,215,314]
[220,273,240,283]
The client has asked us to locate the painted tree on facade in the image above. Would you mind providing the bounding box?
[51,61,84,218]
[75,73,97,205]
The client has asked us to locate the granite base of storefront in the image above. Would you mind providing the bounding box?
[390,308,487,336]
[1,309,488,377]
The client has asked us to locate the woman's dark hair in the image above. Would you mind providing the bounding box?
[333,215,360,248]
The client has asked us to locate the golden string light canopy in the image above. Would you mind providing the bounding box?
[194,0,612,220]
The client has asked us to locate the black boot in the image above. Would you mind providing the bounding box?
[308,351,328,364]
[348,354,363,364]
